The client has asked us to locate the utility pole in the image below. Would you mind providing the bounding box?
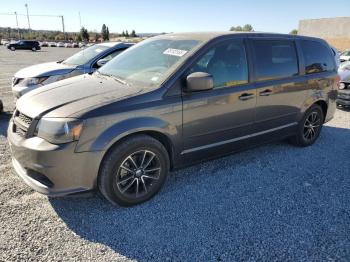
[25,3,31,29]
[14,11,20,39]
[78,12,82,29]
[60,16,66,40]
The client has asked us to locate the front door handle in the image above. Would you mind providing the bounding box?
[259,89,273,96]
[239,93,255,101]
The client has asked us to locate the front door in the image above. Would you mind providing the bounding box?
[182,39,256,154]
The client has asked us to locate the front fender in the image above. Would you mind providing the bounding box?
[76,116,177,152]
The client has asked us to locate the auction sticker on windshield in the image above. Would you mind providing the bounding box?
[163,48,188,57]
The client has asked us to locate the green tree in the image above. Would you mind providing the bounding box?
[289,29,298,35]
[101,24,107,41]
[76,34,82,42]
[80,27,89,41]
[130,30,137,37]
[125,30,129,37]
[230,24,253,32]
[95,33,100,42]
[121,30,125,37]
[242,24,253,32]
[106,27,110,40]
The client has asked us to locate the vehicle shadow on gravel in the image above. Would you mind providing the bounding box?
[50,125,350,261]
[0,112,11,137]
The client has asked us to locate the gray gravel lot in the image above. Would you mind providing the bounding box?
[0,46,350,261]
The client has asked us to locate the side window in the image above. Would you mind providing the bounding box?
[93,49,125,68]
[301,40,335,74]
[102,49,125,61]
[188,40,248,88]
[252,40,299,81]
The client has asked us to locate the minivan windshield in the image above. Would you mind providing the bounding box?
[98,38,202,88]
[63,44,110,66]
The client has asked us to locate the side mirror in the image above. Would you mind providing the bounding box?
[185,72,214,92]
[96,58,110,67]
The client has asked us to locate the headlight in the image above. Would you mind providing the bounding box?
[18,77,49,87]
[35,118,83,144]
[41,74,71,85]
[339,83,346,90]
[17,73,72,87]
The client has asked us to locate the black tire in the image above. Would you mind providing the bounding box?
[289,104,324,147]
[10,46,15,51]
[31,47,36,51]
[98,135,170,206]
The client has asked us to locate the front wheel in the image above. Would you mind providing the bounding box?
[289,104,324,147]
[10,46,15,51]
[31,47,36,51]
[98,135,170,206]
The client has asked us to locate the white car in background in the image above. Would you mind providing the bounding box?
[11,42,133,97]
[57,42,65,47]
[64,43,72,48]
[340,50,350,63]
[1,39,9,45]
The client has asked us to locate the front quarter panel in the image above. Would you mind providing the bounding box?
[75,94,183,163]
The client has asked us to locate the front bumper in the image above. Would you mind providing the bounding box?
[12,84,39,98]
[8,119,104,196]
[337,89,350,106]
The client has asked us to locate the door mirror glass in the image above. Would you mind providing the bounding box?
[96,58,110,67]
[186,72,214,92]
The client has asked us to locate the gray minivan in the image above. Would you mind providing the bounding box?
[8,32,338,206]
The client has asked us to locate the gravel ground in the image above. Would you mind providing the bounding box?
[0,46,350,261]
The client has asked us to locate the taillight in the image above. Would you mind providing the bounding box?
[335,74,341,90]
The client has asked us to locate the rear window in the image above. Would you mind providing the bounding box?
[252,40,299,81]
[300,40,335,74]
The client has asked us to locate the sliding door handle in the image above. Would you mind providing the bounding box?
[239,93,255,101]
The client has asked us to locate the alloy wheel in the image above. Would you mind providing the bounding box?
[303,111,321,141]
[115,150,161,199]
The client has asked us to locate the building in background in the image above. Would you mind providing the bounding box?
[299,17,350,51]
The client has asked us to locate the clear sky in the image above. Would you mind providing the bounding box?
[1,0,349,33]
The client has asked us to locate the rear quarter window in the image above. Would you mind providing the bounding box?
[300,40,335,74]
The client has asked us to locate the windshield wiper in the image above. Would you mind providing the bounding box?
[96,71,128,85]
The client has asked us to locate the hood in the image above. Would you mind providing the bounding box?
[16,74,145,118]
[14,62,77,78]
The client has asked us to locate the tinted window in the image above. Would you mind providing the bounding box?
[189,40,248,88]
[301,40,335,74]
[252,40,299,81]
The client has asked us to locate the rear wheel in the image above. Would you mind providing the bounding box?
[10,46,15,51]
[31,47,36,51]
[98,135,170,206]
[289,104,324,147]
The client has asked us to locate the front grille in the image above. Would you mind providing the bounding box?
[12,110,33,138]
[17,112,32,126]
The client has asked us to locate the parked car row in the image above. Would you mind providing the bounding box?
[7,32,339,207]
[42,41,88,48]
[1,39,92,49]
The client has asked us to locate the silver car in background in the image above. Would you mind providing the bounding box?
[12,42,133,98]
